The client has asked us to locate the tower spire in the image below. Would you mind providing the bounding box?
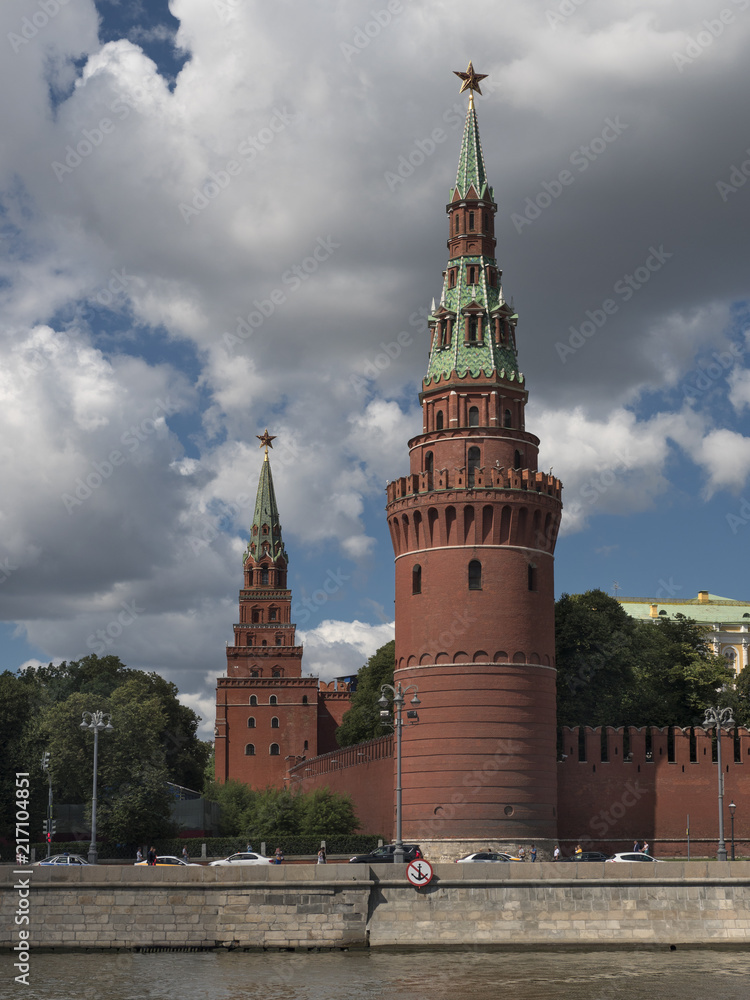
[245,431,287,565]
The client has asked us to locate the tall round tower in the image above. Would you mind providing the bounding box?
[385,65,563,843]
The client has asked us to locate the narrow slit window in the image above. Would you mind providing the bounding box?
[468,559,482,590]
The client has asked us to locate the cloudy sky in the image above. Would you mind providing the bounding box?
[2,0,749,738]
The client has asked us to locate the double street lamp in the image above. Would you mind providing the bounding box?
[701,706,734,862]
[729,800,736,861]
[80,711,114,864]
[379,682,420,864]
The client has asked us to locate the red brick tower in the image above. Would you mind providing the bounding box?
[214,431,319,787]
[385,66,563,842]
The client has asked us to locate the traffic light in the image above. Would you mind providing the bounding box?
[41,752,50,770]
[43,820,48,836]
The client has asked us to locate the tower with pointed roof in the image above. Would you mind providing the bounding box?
[385,67,563,843]
[214,433,351,789]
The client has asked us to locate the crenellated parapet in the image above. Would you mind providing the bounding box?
[387,466,562,504]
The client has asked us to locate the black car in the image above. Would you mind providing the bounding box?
[561,851,611,862]
[349,844,422,863]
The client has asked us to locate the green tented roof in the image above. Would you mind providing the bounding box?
[244,452,288,565]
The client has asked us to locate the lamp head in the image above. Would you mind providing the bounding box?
[410,695,421,707]
[377,695,388,710]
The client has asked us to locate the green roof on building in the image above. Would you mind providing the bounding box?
[618,593,750,624]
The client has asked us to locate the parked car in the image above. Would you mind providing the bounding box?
[455,851,522,863]
[561,851,611,862]
[134,855,202,867]
[208,852,274,867]
[349,844,422,863]
[606,852,663,863]
[34,853,90,866]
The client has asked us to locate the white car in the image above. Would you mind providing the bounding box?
[34,853,90,866]
[208,852,274,867]
[134,855,202,867]
[455,851,522,863]
[605,852,663,863]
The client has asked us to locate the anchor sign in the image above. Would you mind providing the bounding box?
[406,859,433,887]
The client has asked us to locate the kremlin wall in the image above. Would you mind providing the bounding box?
[214,68,747,860]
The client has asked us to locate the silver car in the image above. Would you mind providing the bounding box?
[208,852,274,866]
[34,853,90,866]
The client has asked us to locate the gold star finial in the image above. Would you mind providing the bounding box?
[453,61,488,108]
[257,429,276,457]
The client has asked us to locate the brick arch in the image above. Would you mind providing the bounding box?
[528,652,540,664]
[531,508,541,545]
[543,512,552,550]
[407,655,417,667]
[543,654,551,666]
[512,651,526,664]
[482,505,493,544]
[445,506,456,544]
[473,650,488,662]
[428,507,440,546]
[514,506,528,546]
[413,510,423,548]
[419,653,432,665]
[453,651,468,664]
[499,505,511,544]
[391,516,402,555]
[401,513,411,550]
[494,651,509,662]
[435,651,450,664]
[462,505,474,545]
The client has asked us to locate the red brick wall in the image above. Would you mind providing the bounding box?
[558,725,750,856]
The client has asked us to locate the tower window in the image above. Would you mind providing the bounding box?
[469,211,475,231]
[304,740,309,751]
[271,717,280,729]
[270,743,280,756]
[412,564,422,595]
[436,411,444,430]
[454,214,459,233]
[250,696,257,706]
[528,565,538,592]
[449,270,456,287]
[252,610,260,623]
[468,406,479,427]
[261,568,269,585]
[514,450,523,468]
[272,668,281,677]
[269,695,277,705]
[503,409,512,428]
[469,316,477,342]
[247,717,256,728]
[302,695,308,705]
[484,212,489,230]
[468,560,482,590]
[468,266,476,284]
[269,609,277,621]
[245,744,255,756]
[261,640,267,647]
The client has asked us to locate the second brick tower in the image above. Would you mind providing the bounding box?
[386,66,563,843]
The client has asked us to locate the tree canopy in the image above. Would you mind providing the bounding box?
[335,640,395,747]
[203,780,359,839]
[0,655,212,844]
[555,590,737,729]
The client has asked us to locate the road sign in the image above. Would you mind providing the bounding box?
[406,859,433,886]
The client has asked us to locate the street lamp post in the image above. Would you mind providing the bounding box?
[379,682,420,864]
[729,800,736,861]
[701,707,734,862]
[41,752,52,858]
[80,711,114,864]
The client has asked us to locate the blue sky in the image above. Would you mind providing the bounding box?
[2,0,749,736]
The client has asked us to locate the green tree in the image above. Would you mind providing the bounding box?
[336,640,395,747]
[298,787,359,836]
[204,778,258,836]
[244,787,302,841]
[0,671,47,841]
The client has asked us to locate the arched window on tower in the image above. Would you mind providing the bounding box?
[249,696,257,706]
[468,316,477,343]
[468,266,477,285]
[302,695,308,704]
[503,409,512,428]
[436,411,444,430]
[412,564,422,595]
[271,717,279,729]
[272,668,281,677]
[469,211,475,231]
[252,609,260,623]
[425,451,434,491]
[261,567,269,585]
[468,446,481,487]
[528,564,538,592]
[468,406,479,427]
[468,560,482,590]
[269,695,277,705]
[269,608,277,621]
[275,635,282,646]
[245,744,255,756]
[514,450,523,469]
[270,744,280,756]
[449,270,456,287]
[247,717,255,728]
[454,214,460,234]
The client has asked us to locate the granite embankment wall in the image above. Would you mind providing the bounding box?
[3,862,750,950]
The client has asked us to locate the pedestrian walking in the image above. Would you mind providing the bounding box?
[633,840,640,852]
[553,845,560,862]
[136,848,143,863]
[575,844,583,858]
[182,847,189,863]
[641,841,649,855]
[274,846,284,864]
[147,846,157,866]
[530,844,537,862]
[246,841,253,853]
[317,848,327,864]
[518,846,526,861]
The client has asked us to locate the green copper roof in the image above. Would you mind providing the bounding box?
[618,593,750,625]
[425,102,521,387]
[244,452,288,565]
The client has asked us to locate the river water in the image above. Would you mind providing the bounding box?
[4,949,750,1000]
